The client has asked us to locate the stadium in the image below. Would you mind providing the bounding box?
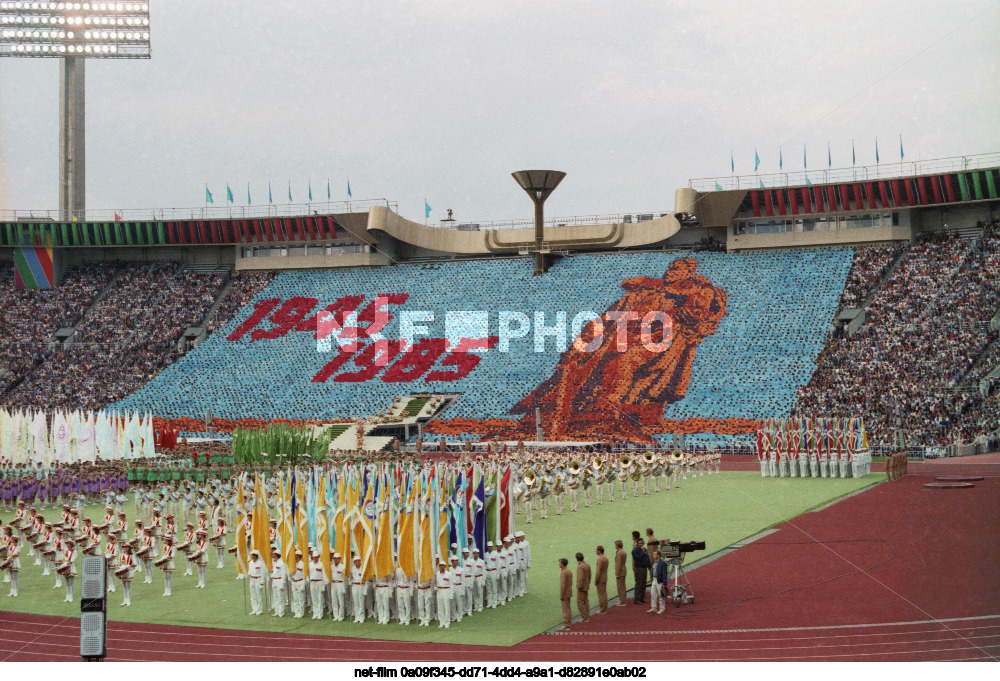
[1,1,999,668]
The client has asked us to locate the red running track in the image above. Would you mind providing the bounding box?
[3,472,998,662]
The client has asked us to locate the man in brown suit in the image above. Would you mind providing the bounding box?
[558,558,573,629]
[594,545,609,613]
[575,552,591,623]
[614,540,627,607]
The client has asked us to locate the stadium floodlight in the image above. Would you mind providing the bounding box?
[0,2,150,58]
[0,2,151,221]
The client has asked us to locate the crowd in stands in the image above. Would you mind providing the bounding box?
[2,263,225,412]
[796,223,1000,446]
[691,236,726,253]
[205,272,277,336]
[0,262,120,395]
[837,243,906,311]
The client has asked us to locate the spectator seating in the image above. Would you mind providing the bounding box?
[3,262,224,411]
[111,249,852,442]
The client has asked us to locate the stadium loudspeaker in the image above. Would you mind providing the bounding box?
[80,556,107,660]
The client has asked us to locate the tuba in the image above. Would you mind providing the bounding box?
[641,452,655,477]
[568,460,583,476]
[552,472,565,496]
[617,455,633,482]
[591,457,605,485]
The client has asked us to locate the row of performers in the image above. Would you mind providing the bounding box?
[756,444,872,478]
[510,451,721,522]
[0,469,129,510]
[241,533,531,626]
[0,504,228,604]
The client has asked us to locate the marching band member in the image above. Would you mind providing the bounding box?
[139,527,155,583]
[329,552,346,622]
[116,544,135,606]
[308,550,327,620]
[104,528,119,593]
[434,560,451,628]
[2,536,20,597]
[149,509,162,557]
[180,522,196,576]
[212,518,227,569]
[349,555,366,623]
[155,535,176,596]
[192,529,210,588]
[568,472,580,512]
[271,549,289,617]
[247,550,266,615]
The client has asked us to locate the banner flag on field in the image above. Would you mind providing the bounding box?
[252,474,272,570]
[374,471,394,579]
[472,474,486,554]
[234,476,248,576]
[316,473,331,580]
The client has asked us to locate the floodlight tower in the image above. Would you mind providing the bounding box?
[0,1,152,221]
[512,169,565,276]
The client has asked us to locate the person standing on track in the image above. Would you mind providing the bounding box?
[632,537,650,605]
[558,557,573,630]
[614,540,628,607]
[594,545,609,613]
[575,551,591,623]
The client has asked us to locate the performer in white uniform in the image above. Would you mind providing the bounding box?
[470,547,486,612]
[289,551,306,619]
[329,553,346,621]
[435,560,451,628]
[247,550,265,615]
[270,550,289,617]
[393,559,412,625]
[308,551,327,620]
[350,556,366,623]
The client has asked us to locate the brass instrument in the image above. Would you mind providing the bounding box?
[552,472,565,496]
[568,460,583,475]
[523,469,537,487]
[511,480,526,501]
[631,466,643,482]
[619,454,633,470]
[539,474,552,499]
[642,452,656,465]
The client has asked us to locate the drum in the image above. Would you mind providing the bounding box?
[114,565,131,579]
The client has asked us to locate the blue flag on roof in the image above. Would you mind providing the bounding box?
[226,185,234,203]
[247,184,252,206]
[803,144,807,170]
[308,180,313,202]
[288,182,292,202]
[425,199,432,218]
[759,179,765,189]
[828,142,832,168]
[852,141,856,166]
[754,149,760,172]
[779,147,783,170]
[714,182,723,191]
[806,177,813,185]
[730,151,734,173]
[327,179,331,200]
[899,135,904,161]
[268,182,273,204]
[205,186,214,204]
[347,180,352,198]
[875,137,880,164]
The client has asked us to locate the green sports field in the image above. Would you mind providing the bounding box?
[2,472,878,647]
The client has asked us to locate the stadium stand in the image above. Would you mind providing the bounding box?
[205,271,277,336]
[0,261,120,396]
[795,224,1000,447]
[111,249,852,443]
[3,262,225,411]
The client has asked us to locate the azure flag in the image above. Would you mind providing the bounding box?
[779,146,783,170]
[759,179,765,189]
[876,137,880,164]
[714,182,724,191]
[730,151,734,173]
[852,141,856,166]
[828,142,832,168]
[308,180,313,202]
[424,199,432,218]
[899,135,904,161]
[247,183,252,205]
[268,182,273,204]
[754,149,760,172]
[803,144,807,169]
[205,185,214,204]
[347,180,352,198]
[288,182,292,202]
[327,179,331,200]
[226,185,234,203]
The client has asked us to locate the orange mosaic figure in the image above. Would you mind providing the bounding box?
[511,258,727,438]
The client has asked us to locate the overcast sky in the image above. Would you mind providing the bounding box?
[1,1,999,223]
